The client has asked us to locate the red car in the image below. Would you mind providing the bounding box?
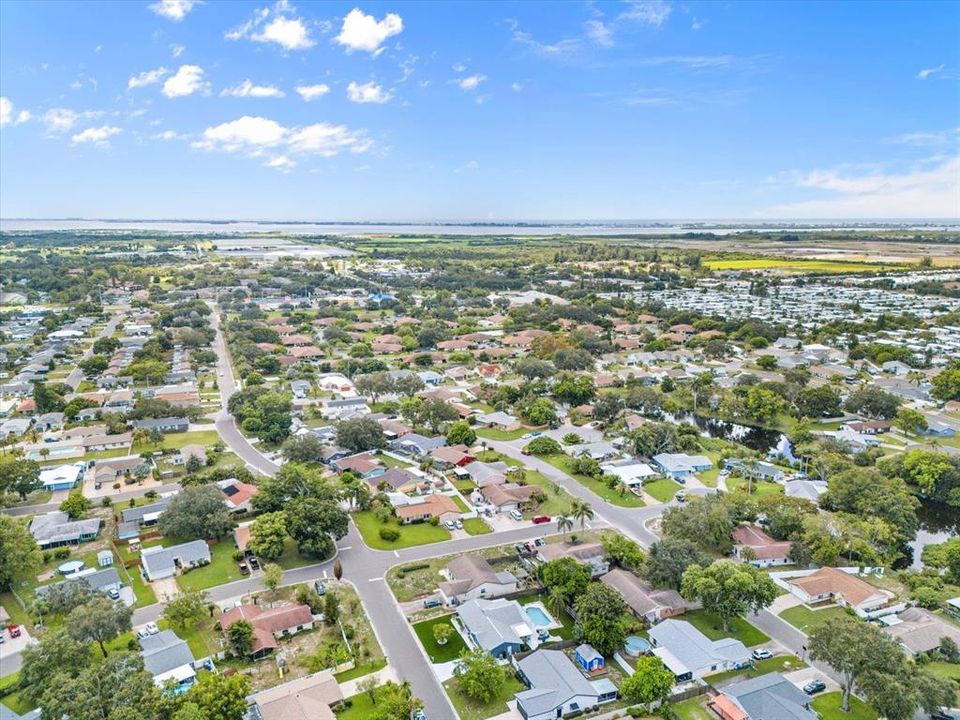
[8,624,21,638]
[531,515,551,525]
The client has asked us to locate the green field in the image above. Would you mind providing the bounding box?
[706,654,807,684]
[643,477,683,503]
[705,258,907,273]
[462,517,492,535]
[443,674,526,720]
[726,477,784,497]
[810,692,878,720]
[670,696,714,720]
[412,615,468,663]
[542,454,645,508]
[140,429,222,453]
[778,605,850,634]
[683,609,769,647]
[353,512,451,550]
[176,541,245,591]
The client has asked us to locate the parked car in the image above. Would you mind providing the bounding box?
[7,625,21,639]
[803,680,826,695]
[136,629,150,640]
[531,515,551,524]
[248,556,260,570]
[314,581,326,595]
[239,562,250,576]
[751,648,773,660]
[144,622,159,635]
[454,520,463,530]
[423,598,442,609]
[509,510,523,521]
[444,520,456,530]
[108,587,121,600]
[675,491,687,502]
[413,710,426,720]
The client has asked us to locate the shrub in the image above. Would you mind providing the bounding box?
[379,527,400,542]
[53,548,71,560]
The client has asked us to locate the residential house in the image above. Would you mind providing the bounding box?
[431,444,476,469]
[140,539,211,582]
[438,555,518,606]
[29,511,100,549]
[456,598,533,658]
[332,453,385,481]
[35,567,122,602]
[600,569,691,623]
[393,493,461,524]
[709,672,817,720]
[390,433,445,459]
[479,481,543,512]
[475,411,522,432]
[130,417,189,434]
[881,607,960,657]
[140,630,197,691]
[565,442,618,462]
[38,463,85,491]
[463,460,509,487]
[651,453,713,480]
[121,497,173,527]
[731,525,793,568]
[322,398,370,420]
[648,619,751,682]
[219,603,315,658]
[600,458,657,488]
[371,467,422,492]
[514,649,618,720]
[785,567,892,615]
[217,477,258,513]
[536,542,609,577]
[248,670,343,720]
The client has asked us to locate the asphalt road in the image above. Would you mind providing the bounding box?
[65,313,123,391]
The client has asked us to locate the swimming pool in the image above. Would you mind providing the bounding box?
[524,605,553,628]
[624,635,651,657]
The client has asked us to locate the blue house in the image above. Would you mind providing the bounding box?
[574,644,605,673]
[38,463,85,491]
[652,453,714,481]
[919,420,956,437]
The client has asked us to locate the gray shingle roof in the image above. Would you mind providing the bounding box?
[648,619,750,671]
[516,649,598,717]
[723,672,818,720]
[456,598,530,652]
[140,630,196,676]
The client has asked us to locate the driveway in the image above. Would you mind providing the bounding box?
[783,666,840,694]
[0,625,34,677]
[150,577,180,603]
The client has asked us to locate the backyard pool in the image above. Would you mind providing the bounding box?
[624,635,651,657]
[523,602,561,630]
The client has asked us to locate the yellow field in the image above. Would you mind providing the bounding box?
[705,258,909,273]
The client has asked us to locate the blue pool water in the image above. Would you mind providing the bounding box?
[525,606,552,628]
[624,636,651,656]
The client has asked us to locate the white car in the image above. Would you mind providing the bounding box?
[144,621,159,635]
[509,510,523,521]
[751,648,773,660]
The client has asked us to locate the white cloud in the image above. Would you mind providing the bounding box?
[148,0,199,22]
[917,64,945,79]
[511,82,524,92]
[452,63,467,73]
[0,97,12,126]
[153,129,187,140]
[227,2,314,51]
[43,108,79,133]
[346,80,392,104]
[162,65,208,97]
[455,160,479,173]
[584,19,614,46]
[620,0,672,27]
[765,156,960,218]
[71,125,122,146]
[691,17,705,30]
[457,74,486,91]
[336,8,403,55]
[296,83,331,101]
[15,110,32,124]
[221,79,285,98]
[193,115,372,168]
[171,44,185,57]
[128,67,169,89]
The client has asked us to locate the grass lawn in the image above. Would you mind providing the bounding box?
[451,495,470,512]
[353,512,450,550]
[0,592,32,631]
[542,454,645,508]
[810,692,878,720]
[516,468,574,518]
[644,477,683,503]
[778,605,850,634]
[412,615,468,663]
[443,674,526,720]
[704,258,906,274]
[726,477,784,497]
[139,430,222,453]
[707,654,807,684]
[333,658,388,683]
[684,609,769,647]
[377,453,415,470]
[334,691,376,720]
[670,696,714,720]
[0,673,32,716]
[177,542,244,591]
[275,536,321,569]
[462,517,492,535]
[122,563,157,607]
[925,661,960,703]
[476,426,531,441]
[158,617,219,659]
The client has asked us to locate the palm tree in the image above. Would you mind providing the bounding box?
[546,586,567,618]
[131,427,149,448]
[556,513,573,538]
[571,500,594,531]
[615,479,629,498]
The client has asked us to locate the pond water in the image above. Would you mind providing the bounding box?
[905,498,960,570]
[664,412,791,457]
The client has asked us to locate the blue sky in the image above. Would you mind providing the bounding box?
[0,0,957,220]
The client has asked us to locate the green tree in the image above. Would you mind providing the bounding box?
[894,406,928,436]
[821,467,919,545]
[794,386,841,418]
[645,537,711,590]
[336,416,387,452]
[59,490,92,519]
[744,385,785,425]
[162,589,209,632]
[262,562,283,591]
[844,385,901,419]
[552,373,596,406]
[0,514,43,590]
[281,433,327,463]
[446,420,477,447]
[661,494,739,553]
[33,380,66,413]
[355,372,395,404]
[286,496,348,558]
[525,436,562,455]
[159,484,234,540]
[0,455,41,501]
[573,583,628,656]
[67,595,134,658]
[248,511,288,561]
[540,557,591,605]
[680,560,779,632]
[227,619,254,656]
[931,363,960,402]
[39,652,162,720]
[182,670,251,720]
[601,534,645,572]
[571,498,594,530]
[620,656,674,707]
[455,647,506,703]
[433,623,453,646]
[19,630,93,705]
